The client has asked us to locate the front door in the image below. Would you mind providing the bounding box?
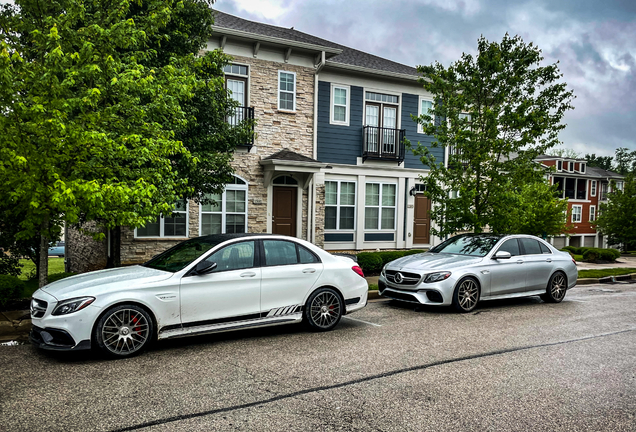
[413,194,431,244]
[272,187,297,236]
[226,77,246,125]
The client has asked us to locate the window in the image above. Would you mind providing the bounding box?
[590,180,597,197]
[366,92,399,103]
[418,97,434,133]
[204,241,255,272]
[278,71,296,111]
[325,181,356,230]
[539,242,551,254]
[262,240,320,267]
[589,205,596,222]
[557,160,562,171]
[600,182,608,200]
[571,205,582,223]
[136,200,188,238]
[331,84,350,125]
[616,181,624,191]
[223,64,248,76]
[497,238,520,256]
[365,183,396,230]
[580,163,586,174]
[200,176,248,235]
[519,238,542,255]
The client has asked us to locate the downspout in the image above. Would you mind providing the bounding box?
[313,51,326,160]
[310,51,326,244]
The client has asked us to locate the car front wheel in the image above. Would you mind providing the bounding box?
[541,272,567,303]
[94,304,154,358]
[304,288,343,332]
[452,277,480,313]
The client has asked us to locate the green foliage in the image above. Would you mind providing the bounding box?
[585,153,613,171]
[410,34,574,237]
[48,272,77,283]
[551,148,581,159]
[594,174,636,251]
[0,275,25,305]
[614,148,636,175]
[357,250,425,273]
[578,268,636,279]
[0,252,22,277]
[582,248,621,262]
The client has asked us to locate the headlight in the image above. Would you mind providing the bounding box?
[424,272,451,283]
[381,264,387,276]
[52,297,95,316]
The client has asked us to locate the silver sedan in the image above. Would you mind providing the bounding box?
[379,234,578,312]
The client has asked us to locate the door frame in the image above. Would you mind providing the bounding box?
[412,193,431,245]
[268,176,303,238]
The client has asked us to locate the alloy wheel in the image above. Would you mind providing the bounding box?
[457,279,479,311]
[310,291,341,329]
[101,308,150,355]
[550,273,566,301]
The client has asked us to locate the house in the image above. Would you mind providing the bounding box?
[535,155,624,249]
[67,10,442,272]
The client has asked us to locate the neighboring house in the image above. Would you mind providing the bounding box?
[535,155,624,249]
[68,10,443,272]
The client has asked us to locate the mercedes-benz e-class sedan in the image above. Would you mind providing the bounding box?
[30,234,368,358]
[379,234,577,312]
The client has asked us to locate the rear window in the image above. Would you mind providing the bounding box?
[519,238,542,255]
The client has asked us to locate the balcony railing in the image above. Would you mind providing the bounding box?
[362,126,405,164]
[228,106,255,149]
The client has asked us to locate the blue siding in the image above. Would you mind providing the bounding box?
[401,93,444,169]
[317,81,364,165]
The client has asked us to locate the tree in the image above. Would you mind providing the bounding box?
[614,147,636,175]
[410,34,575,237]
[594,174,636,251]
[585,153,613,170]
[0,0,205,286]
[551,147,581,159]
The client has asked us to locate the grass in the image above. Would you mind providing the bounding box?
[572,255,584,262]
[368,283,378,291]
[18,258,70,298]
[578,268,636,279]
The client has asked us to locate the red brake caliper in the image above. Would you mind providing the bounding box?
[131,316,140,334]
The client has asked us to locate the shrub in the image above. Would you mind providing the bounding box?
[0,275,26,305]
[582,248,619,262]
[0,253,22,277]
[357,250,426,273]
[48,272,77,283]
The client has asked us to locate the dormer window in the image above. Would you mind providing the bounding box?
[579,163,586,174]
[557,160,562,171]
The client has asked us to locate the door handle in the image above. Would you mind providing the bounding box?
[545,259,552,263]
[516,260,524,264]
[302,268,316,274]
[240,272,256,278]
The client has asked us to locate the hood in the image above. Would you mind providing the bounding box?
[40,266,174,300]
[386,252,483,271]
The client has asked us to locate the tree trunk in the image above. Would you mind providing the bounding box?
[106,226,122,268]
[38,217,49,288]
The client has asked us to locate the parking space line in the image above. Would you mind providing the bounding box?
[342,316,382,327]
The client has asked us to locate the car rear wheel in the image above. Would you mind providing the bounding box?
[541,272,567,303]
[304,288,343,332]
[452,277,480,313]
[94,304,154,358]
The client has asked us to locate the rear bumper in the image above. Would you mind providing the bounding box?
[30,326,91,351]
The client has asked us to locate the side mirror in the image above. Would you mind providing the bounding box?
[194,261,217,275]
[494,251,512,260]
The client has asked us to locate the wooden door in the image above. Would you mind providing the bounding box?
[413,194,431,244]
[273,187,297,236]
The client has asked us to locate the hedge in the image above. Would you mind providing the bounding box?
[357,250,426,273]
[561,246,620,262]
[0,275,26,306]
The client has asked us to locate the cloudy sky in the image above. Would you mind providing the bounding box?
[215,0,636,157]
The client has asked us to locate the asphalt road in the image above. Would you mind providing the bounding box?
[1,283,635,432]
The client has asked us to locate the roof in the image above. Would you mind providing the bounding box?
[212,11,419,78]
[586,166,624,178]
[263,149,320,163]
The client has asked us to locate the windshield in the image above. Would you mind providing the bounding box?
[429,235,500,257]
[143,238,222,272]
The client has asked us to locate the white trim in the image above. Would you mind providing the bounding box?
[198,176,249,236]
[324,179,357,231]
[417,96,434,134]
[571,205,582,223]
[364,182,398,231]
[278,70,296,112]
[135,200,189,239]
[362,87,402,130]
[330,83,350,126]
[224,62,251,107]
[590,180,597,197]
[589,205,596,222]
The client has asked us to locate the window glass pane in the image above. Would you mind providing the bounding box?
[279,92,294,110]
[365,184,380,206]
[540,242,551,254]
[382,184,396,206]
[498,239,520,256]
[264,240,298,266]
[206,241,255,272]
[325,207,337,230]
[421,100,433,115]
[201,214,222,236]
[174,199,187,211]
[365,207,378,229]
[325,182,338,205]
[226,190,246,213]
[201,193,222,212]
[340,182,356,206]
[299,246,319,264]
[334,106,346,122]
[164,214,187,236]
[137,216,160,237]
[280,73,294,91]
[340,207,355,230]
[381,208,394,230]
[520,238,541,255]
[233,176,246,185]
[334,88,347,105]
[225,214,246,234]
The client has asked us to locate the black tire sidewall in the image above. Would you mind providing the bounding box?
[452,277,480,313]
[94,304,154,358]
[303,288,343,332]
[545,272,567,303]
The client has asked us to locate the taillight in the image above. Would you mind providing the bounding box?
[572,258,577,265]
[352,266,364,278]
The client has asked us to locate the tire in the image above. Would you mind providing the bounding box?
[94,304,154,358]
[452,277,480,313]
[303,287,343,332]
[541,272,567,303]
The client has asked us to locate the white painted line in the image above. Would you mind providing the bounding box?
[566,299,589,303]
[342,316,382,327]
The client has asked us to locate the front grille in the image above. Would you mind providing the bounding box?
[31,298,47,318]
[384,290,419,303]
[385,270,422,286]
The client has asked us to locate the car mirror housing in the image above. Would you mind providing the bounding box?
[494,251,512,260]
[194,261,217,275]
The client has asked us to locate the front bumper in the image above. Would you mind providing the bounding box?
[30,326,91,351]
[378,275,453,306]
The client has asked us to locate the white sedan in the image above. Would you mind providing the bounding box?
[30,234,368,358]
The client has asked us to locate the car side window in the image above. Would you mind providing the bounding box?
[539,242,551,254]
[298,245,319,264]
[205,241,255,272]
[519,238,542,255]
[264,240,298,266]
[497,239,520,256]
